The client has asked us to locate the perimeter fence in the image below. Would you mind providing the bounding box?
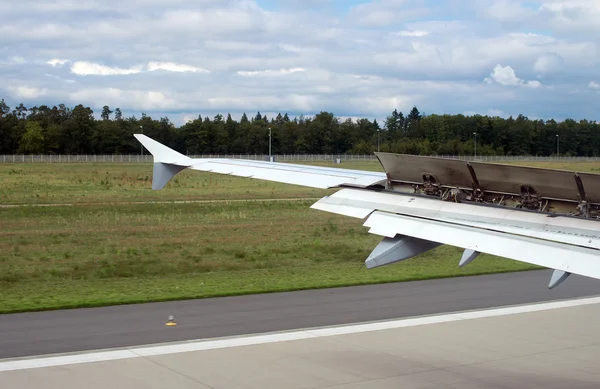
[2,154,600,163]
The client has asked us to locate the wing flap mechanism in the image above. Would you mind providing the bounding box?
[314,188,600,288]
[311,188,600,250]
[459,249,480,267]
[362,211,600,286]
[365,235,441,269]
[375,152,600,218]
[549,270,571,289]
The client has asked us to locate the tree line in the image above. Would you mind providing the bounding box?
[0,98,598,156]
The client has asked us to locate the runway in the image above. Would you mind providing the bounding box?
[2,295,600,388]
[1,269,600,359]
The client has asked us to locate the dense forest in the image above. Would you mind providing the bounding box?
[0,98,598,156]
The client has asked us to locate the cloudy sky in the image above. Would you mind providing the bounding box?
[1,0,599,125]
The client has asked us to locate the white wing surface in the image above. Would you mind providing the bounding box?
[134,134,386,190]
[135,134,600,288]
[188,159,387,189]
[313,188,600,286]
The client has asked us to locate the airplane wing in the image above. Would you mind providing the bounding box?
[134,134,387,190]
[135,134,600,289]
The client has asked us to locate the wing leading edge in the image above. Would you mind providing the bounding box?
[135,134,600,288]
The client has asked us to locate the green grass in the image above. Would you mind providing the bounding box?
[1,260,536,314]
[0,197,538,314]
[3,159,599,205]
[4,158,595,314]
[0,163,338,205]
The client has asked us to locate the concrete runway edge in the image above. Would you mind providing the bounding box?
[1,269,600,360]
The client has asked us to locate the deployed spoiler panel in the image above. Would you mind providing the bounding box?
[470,162,581,201]
[375,152,600,219]
[373,153,475,189]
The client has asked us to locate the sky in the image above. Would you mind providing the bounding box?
[1,0,599,125]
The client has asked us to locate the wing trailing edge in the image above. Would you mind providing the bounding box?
[311,188,600,250]
[313,188,600,287]
[363,210,600,281]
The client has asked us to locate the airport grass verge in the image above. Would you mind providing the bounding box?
[3,159,596,314]
[1,264,539,314]
[1,199,539,314]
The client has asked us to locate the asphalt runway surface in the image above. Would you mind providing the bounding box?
[1,269,600,360]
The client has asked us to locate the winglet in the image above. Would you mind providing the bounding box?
[134,134,192,190]
[134,134,190,164]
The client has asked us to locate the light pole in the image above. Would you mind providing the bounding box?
[377,129,380,152]
[473,132,477,159]
[268,127,272,161]
[140,125,143,156]
[556,134,559,158]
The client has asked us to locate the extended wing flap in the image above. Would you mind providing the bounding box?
[312,188,600,250]
[362,211,600,280]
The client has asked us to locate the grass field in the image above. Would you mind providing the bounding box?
[2,158,600,314]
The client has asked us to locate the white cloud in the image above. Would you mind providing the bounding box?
[590,81,600,89]
[71,61,143,76]
[0,56,28,66]
[396,30,429,37]
[147,62,209,73]
[47,58,69,66]
[539,1,600,31]
[533,53,564,75]
[463,109,507,118]
[9,56,27,65]
[7,86,48,99]
[1,0,599,124]
[484,64,542,88]
[486,1,600,36]
[69,88,179,110]
[182,114,197,123]
[68,61,210,76]
[44,73,75,84]
[486,0,537,22]
[346,0,429,27]
[237,68,306,76]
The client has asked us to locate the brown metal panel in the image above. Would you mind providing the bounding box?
[470,162,580,201]
[376,153,474,189]
[576,172,600,203]
[375,152,600,205]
